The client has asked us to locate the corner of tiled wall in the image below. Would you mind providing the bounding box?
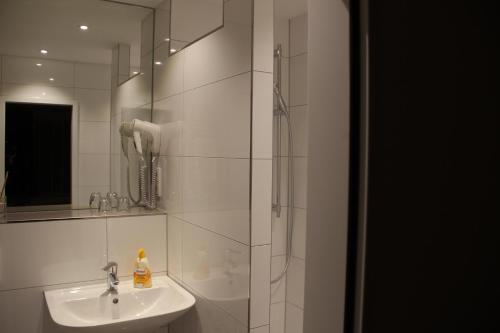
[250,0,274,332]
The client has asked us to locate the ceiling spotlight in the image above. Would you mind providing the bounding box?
[155,61,162,65]
[49,78,54,81]
[79,25,89,31]
[36,63,42,67]
[40,49,48,55]
[170,49,177,53]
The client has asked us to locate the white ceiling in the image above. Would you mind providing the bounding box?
[0,0,153,65]
[275,0,307,20]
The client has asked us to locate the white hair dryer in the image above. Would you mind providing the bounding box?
[119,119,161,209]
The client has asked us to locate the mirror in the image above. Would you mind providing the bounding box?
[0,0,155,211]
[0,0,225,215]
[166,0,224,54]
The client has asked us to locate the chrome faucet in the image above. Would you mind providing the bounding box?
[102,261,119,292]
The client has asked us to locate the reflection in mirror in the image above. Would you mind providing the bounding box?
[0,0,154,212]
[169,0,224,54]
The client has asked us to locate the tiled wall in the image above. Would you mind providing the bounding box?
[271,13,308,333]
[151,0,254,332]
[0,55,112,208]
[0,214,168,333]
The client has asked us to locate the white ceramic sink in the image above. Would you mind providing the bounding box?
[44,276,195,332]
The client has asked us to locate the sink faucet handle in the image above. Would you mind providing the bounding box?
[102,261,118,276]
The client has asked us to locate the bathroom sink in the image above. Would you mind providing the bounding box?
[44,276,195,332]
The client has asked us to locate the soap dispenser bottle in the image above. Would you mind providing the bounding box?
[133,248,152,288]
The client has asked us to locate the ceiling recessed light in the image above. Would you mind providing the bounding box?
[155,61,162,65]
[79,25,89,31]
[36,63,42,67]
[40,49,48,55]
[170,49,177,53]
[42,92,46,96]
[49,78,54,81]
[164,38,170,42]
[133,71,139,75]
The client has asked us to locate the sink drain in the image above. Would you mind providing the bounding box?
[113,298,119,304]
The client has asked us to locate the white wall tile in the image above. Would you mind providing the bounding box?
[0,219,107,290]
[274,19,289,58]
[184,19,251,90]
[290,106,308,157]
[270,302,286,333]
[75,88,111,122]
[252,159,272,245]
[290,54,307,107]
[1,83,74,101]
[169,290,248,333]
[78,154,110,187]
[253,71,273,159]
[286,257,305,308]
[153,94,184,156]
[290,14,308,57]
[270,256,286,303]
[181,222,249,325]
[2,56,74,87]
[291,208,307,260]
[79,121,110,154]
[285,303,304,333]
[114,72,151,111]
[170,0,223,45]
[271,208,287,256]
[107,215,167,277]
[154,44,184,101]
[158,156,183,214]
[154,6,170,48]
[253,0,274,73]
[110,154,121,194]
[141,12,155,57]
[75,63,111,90]
[184,73,251,158]
[110,113,122,155]
[167,215,183,280]
[250,244,271,328]
[293,157,308,209]
[251,325,270,333]
[177,157,250,245]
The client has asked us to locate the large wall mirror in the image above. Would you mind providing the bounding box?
[0,0,224,215]
[0,0,155,212]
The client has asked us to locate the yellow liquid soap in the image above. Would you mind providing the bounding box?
[134,248,152,288]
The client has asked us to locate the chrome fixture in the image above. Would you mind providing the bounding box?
[102,261,119,292]
[272,44,295,284]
